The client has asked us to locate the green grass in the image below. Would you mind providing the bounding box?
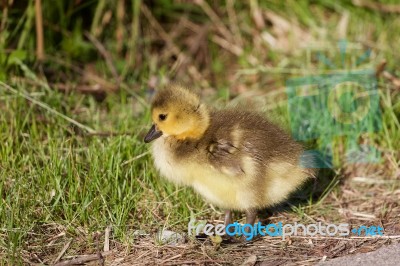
[1,0,400,264]
[0,81,213,263]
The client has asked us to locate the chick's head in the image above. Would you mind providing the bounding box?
[144,85,210,143]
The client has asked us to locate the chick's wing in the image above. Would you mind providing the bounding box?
[206,139,245,177]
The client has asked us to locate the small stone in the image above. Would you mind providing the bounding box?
[156,230,184,246]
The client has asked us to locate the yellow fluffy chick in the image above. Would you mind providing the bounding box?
[144,85,315,227]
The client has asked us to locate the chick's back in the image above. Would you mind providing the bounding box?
[205,109,304,166]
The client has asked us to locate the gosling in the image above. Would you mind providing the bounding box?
[144,85,315,229]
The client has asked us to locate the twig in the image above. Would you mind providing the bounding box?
[115,0,125,54]
[95,231,105,266]
[53,239,72,264]
[104,226,111,252]
[163,259,228,265]
[226,0,243,46]
[211,35,243,56]
[86,131,136,137]
[21,257,42,266]
[46,231,66,247]
[121,151,150,166]
[250,0,265,30]
[375,60,387,77]
[352,0,400,13]
[375,60,400,90]
[194,0,235,44]
[351,176,400,184]
[160,254,182,264]
[47,232,66,244]
[53,251,113,266]
[382,71,400,89]
[337,11,349,39]
[140,4,210,87]
[34,0,44,60]
[0,81,96,134]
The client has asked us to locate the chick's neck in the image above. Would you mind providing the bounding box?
[175,105,210,141]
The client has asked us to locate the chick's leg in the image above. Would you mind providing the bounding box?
[239,209,257,242]
[224,210,232,226]
[224,210,236,237]
[245,209,257,226]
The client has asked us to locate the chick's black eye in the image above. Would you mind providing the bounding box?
[159,114,167,121]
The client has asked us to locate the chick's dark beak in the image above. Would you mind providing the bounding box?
[144,124,163,143]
